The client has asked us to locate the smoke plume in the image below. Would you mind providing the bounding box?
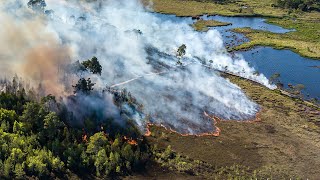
[0,0,273,134]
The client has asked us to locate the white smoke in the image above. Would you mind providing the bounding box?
[0,0,274,134]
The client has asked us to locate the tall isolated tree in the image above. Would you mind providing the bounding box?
[176,44,187,65]
[177,44,187,58]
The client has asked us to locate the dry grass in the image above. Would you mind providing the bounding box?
[136,1,320,178]
[142,0,288,17]
[145,75,320,179]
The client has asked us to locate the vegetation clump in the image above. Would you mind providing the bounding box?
[81,56,103,75]
[73,78,95,94]
[192,20,231,31]
[232,27,320,59]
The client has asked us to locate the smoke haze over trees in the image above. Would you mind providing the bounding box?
[2,0,317,178]
[0,88,149,179]
[0,0,274,135]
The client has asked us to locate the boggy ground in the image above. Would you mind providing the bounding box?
[232,21,320,59]
[143,0,320,59]
[135,1,320,178]
[135,75,320,179]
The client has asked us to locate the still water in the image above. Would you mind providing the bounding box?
[239,47,320,99]
[206,16,319,100]
[155,13,320,100]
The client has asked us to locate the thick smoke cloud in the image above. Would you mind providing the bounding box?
[0,2,72,95]
[0,0,272,134]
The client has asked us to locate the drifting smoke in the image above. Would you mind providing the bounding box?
[0,2,72,96]
[0,0,273,134]
[63,92,122,126]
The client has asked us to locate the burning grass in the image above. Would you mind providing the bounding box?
[144,110,263,138]
[142,75,320,179]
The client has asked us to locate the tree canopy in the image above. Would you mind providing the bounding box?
[73,78,95,94]
[177,44,187,58]
[81,56,103,75]
[0,87,149,179]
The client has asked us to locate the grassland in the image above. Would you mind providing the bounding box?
[137,1,320,178]
[232,27,320,59]
[144,75,320,179]
[142,0,288,17]
[192,20,231,31]
[143,0,320,59]
[232,13,320,59]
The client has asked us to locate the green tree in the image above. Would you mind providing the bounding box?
[111,138,121,152]
[177,44,187,57]
[20,102,48,131]
[108,151,121,174]
[43,112,65,141]
[26,149,64,177]
[73,78,95,94]
[14,163,26,179]
[94,149,108,176]
[63,144,86,170]
[10,148,25,164]
[0,108,18,131]
[176,44,187,65]
[3,158,13,178]
[13,121,28,135]
[81,56,102,75]
[86,132,109,154]
[122,144,134,163]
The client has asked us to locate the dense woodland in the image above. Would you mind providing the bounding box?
[0,57,153,179]
[0,53,197,179]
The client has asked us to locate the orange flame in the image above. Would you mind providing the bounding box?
[144,111,221,137]
[82,134,88,143]
[82,128,88,143]
[144,110,262,138]
[144,123,152,136]
[123,136,138,146]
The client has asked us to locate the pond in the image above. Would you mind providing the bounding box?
[239,47,320,100]
[155,13,319,100]
[202,15,294,33]
[200,15,319,100]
